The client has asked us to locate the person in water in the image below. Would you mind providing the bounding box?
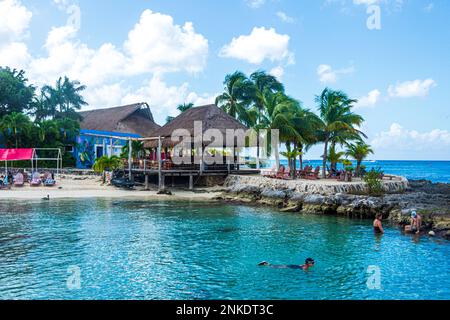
[258,258,315,270]
[373,213,384,234]
[405,210,422,234]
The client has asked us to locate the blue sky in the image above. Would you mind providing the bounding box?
[0,0,449,160]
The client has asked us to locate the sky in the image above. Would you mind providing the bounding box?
[0,0,449,160]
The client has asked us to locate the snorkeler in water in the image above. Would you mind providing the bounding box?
[258,258,315,270]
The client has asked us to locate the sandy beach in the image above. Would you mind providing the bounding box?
[0,174,221,201]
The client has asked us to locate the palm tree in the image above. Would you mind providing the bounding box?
[55,118,80,142]
[346,142,374,176]
[36,120,59,143]
[93,155,123,173]
[0,112,32,148]
[42,76,87,120]
[261,91,300,170]
[31,93,55,122]
[316,88,365,178]
[215,71,254,126]
[166,102,194,124]
[248,71,284,168]
[250,71,284,125]
[328,144,345,172]
[121,140,145,159]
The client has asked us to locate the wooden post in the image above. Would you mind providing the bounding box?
[158,136,162,191]
[189,175,194,190]
[144,174,149,190]
[128,139,132,180]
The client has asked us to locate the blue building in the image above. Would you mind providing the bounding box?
[73,103,160,168]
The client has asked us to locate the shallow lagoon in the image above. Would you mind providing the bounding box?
[0,199,449,300]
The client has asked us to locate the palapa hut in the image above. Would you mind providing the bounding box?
[144,104,249,168]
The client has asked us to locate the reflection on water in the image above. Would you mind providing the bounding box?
[0,199,449,300]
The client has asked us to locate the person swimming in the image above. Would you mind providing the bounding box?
[258,258,315,270]
[373,213,384,234]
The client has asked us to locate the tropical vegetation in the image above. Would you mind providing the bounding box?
[215,70,372,178]
[0,67,84,166]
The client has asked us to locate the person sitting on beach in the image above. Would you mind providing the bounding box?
[373,213,384,234]
[405,211,422,234]
[258,258,315,270]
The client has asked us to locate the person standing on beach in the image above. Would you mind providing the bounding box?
[373,214,384,234]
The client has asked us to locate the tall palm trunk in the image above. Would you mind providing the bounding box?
[322,137,329,178]
[274,142,280,170]
[356,159,362,177]
[293,142,297,178]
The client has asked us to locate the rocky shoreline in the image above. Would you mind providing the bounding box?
[218,175,450,240]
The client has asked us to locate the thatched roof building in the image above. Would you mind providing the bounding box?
[145,104,248,148]
[79,103,160,137]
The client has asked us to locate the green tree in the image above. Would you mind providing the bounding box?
[0,112,33,148]
[93,155,123,173]
[0,67,35,117]
[315,88,365,178]
[121,140,145,159]
[42,76,87,120]
[346,142,374,176]
[216,71,255,126]
[166,102,195,124]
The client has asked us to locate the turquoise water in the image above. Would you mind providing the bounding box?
[0,199,449,300]
[277,160,450,183]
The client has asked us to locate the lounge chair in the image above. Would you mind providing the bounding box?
[0,176,11,190]
[30,172,42,187]
[274,165,286,179]
[282,166,292,180]
[14,173,24,187]
[298,166,312,179]
[306,166,320,180]
[261,164,277,177]
[43,172,56,187]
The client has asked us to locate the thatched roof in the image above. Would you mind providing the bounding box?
[145,104,248,148]
[79,103,160,137]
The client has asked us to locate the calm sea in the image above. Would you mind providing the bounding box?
[275,160,450,183]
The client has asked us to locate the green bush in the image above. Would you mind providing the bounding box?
[364,168,384,196]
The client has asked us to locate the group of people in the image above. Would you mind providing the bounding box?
[259,210,423,272]
[373,210,422,235]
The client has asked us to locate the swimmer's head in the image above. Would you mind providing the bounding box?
[411,210,417,218]
[376,213,383,220]
[305,258,315,266]
[258,261,269,266]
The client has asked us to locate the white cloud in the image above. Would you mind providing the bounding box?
[355,89,381,108]
[317,64,355,84]
[276,11,295,23]
[269,66,284,80]
[220,27,294,65]
[0,0,32,42]
[388,79,437,98]
[245,0,266,8]
[0,1,214,125]
[121,76,215,124]
[0,0,32,68]
[0,41,30,69]
[124,9,208,75]
[28,25,127,88]
[372,123,450,158]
